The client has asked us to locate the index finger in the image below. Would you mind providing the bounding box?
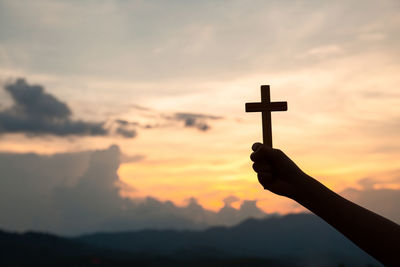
[250,144,279,162]
[252,142,263,151]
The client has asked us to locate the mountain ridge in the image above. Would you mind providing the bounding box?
[0,213,381,266]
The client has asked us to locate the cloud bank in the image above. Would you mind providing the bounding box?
[1,0,399,81]
[0,144,398,236]
[0,78,109,137]
[0,78,223,138]
[115,107,223,132]
[0,145,268,235]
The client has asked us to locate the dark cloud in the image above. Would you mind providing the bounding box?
[5,79,71,120]
[174,112,222,121]
[114,119,139,138]
[0,78,140,139]
[114,110,223,132]
[115,119,139,127]
[0,146,268,235]
[173,112,222,131]
[115,126,137,138]
[0,77,221,138]
[115,119,129,126]
[0,78,109,137]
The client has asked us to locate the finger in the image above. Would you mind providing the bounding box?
[251,145,281,162]
[257,172,274,189]
[252,142,263,151]
[252,162,272,173]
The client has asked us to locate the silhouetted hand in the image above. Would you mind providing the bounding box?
[250,142,400,266]
[250,142,311,200]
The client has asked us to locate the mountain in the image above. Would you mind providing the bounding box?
[0,213,381,266]
[0,229,97,265]
[0,230,289,266]
[78,213,380,266]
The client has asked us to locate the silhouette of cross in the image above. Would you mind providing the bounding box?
[245,85,287,147]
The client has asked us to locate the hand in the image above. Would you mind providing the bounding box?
[250,142,311,200]
[251,143,400,266]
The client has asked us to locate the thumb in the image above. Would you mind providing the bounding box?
[252,142,263,151]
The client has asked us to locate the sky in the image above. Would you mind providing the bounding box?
[0,0,399,234]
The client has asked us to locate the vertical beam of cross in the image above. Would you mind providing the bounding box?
[261,86,273,147]
[245,85,287,147]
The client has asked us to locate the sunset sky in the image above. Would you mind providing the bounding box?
[0,0,399,233]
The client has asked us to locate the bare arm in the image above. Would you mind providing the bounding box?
[250,143,400,266]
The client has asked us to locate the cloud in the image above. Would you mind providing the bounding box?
[0,78,108,137]
[0,78,222,138]
[115,119,139,127]
[217,198,267,226]
[115,110,223,132]
[120,153,145,164]
[5,78,71,120]
[223,195,240,206]
[0,78,140,138]
[1,145,397,236]
[357,177,376,190]
[2,0,399,81]
[170,112,222,131]
[0,149,93,232]
[0,145,268,235]
[340,177,400,224]
[115,126,137,138]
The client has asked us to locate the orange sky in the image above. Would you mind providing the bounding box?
[0,0,399,215]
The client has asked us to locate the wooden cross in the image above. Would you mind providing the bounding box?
[245,85,287,147]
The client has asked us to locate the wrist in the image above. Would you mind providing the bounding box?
[291,174,321,205]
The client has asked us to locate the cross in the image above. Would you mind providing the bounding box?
[245,85,287,147]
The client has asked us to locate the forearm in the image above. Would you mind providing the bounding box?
[294,175,400,266]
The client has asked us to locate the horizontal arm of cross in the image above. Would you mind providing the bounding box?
[245,102,288,112]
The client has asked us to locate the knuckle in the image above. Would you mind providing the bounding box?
[252,142,262,151]
[250,152,258,162]
[252,163,259,172]
[273,149,284,157]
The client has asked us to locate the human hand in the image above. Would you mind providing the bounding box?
[250,142,311,200]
